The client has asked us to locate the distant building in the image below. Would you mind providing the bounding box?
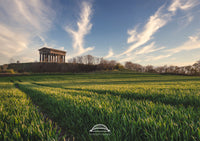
[39,47,66,63]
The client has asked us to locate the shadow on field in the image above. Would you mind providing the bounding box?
[32,77,200,87]
[32,82,200,109]
[15,83,115,141]
[14,83,74,141]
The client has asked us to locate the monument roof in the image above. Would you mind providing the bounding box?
[39,47,66,53]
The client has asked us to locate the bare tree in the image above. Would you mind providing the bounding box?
[125,61,143,72]
[68,55,102,65]
[9,58,15,64]
[145,65,154,73]
[109,60,117,70]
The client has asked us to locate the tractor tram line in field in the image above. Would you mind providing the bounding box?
[13,82,73,140]
[0,81,67,140]
[32,80,200,109]
[13,82,74,140]
[18,80,200,140]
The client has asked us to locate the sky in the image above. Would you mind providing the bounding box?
[0,0,200,66]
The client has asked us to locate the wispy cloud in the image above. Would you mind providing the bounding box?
[119,42,165,63]
[104,48,114,59]
[119,5,169,57]
[65,1,94,56]
[148,54,172,61]
[166,35,200,54]
[117,0,199,64]
[135,42,165,55]
[177,13,194,28]
[0,25,29,57]
[0,0,55,64]
[168,0,199,13]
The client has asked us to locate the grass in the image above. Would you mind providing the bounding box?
[0,82,64,140]
[0,72,200,140]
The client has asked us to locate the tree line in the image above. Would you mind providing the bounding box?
[68,55,200,75]
[68,55,124,71]
[125,61,200,75]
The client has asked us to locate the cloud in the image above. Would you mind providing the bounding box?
[0,0,55,64]
[119,56,135,63]
[152,54,172,61]
[127,26,138,44]
[144,54,172,62]
[118,42,165,63]
[0,25,29,57]
[116,0,199,64]
[143,34,200,63]
[135,42,165,55]
[65,1,94,56]
[168,0,199,13]
[57,47,65,51]
[37,35,48,47]
[166,35,200,54]
[104,48,114,59]
[171,61,196,66]
[118,5,169,57]
[177,13,194,28]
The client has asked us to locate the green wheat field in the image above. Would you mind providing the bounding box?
[0,72,200,140]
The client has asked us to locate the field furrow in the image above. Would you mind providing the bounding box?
[33,81,200,108]
[17,81,200,140]
[0,82,64,140]
[1,73,200,140]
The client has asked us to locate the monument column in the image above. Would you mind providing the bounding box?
[60,55,63,63]
[61,55,63,63]
[53,54,55,62]
[52,54,54,62]
[45,53,47,62]
[47,54,49,62]
[42,53,44,62]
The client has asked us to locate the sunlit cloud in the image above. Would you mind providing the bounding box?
[0,25,29,57]
[104,48,114,59]
[57,47,65,51]
[65,1,94,56]
[166,35,200,54]
[152,54,172,61]
[0,0,55,64]
[168,0,199,13]
[177,13,194,28]
[116,0,199,64]
[119,5,169,57]
[135,42,165,55]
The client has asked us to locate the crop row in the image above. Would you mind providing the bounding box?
[18,82,200,140]
[0,82,64,140]
[34,79,200,108]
